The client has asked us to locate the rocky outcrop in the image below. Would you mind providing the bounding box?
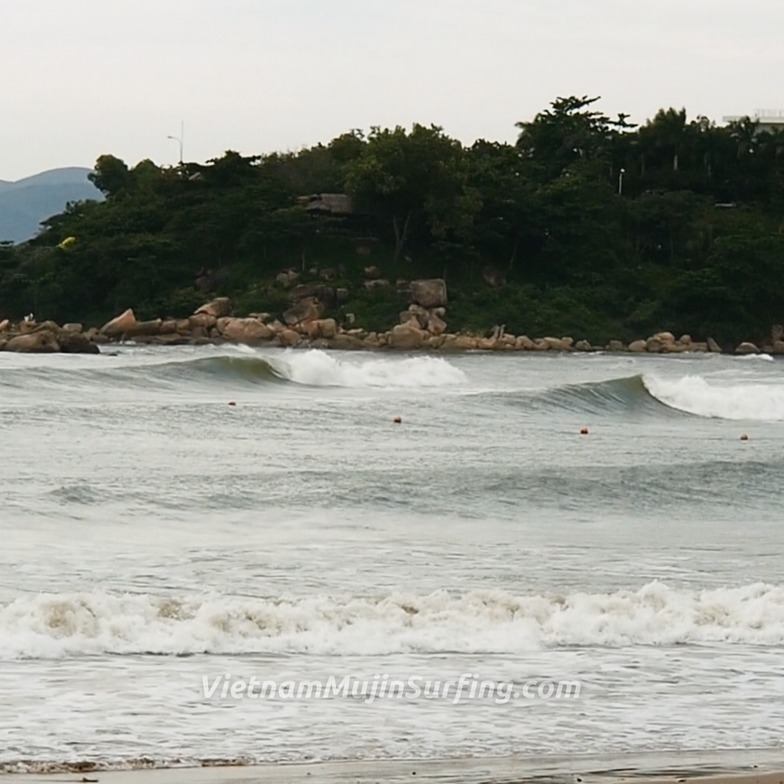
[5,331,60,353]
[410,279,447,309]
[194,297,232,319]
[283,296,323,327]
[58,331,100,354]
[427,313,447,336]
[123,319,163,338]
[277,328,302,347]
[0,320,100,353]
[10,277,768,356]
[216,317,273,343]
[389,323,426,349]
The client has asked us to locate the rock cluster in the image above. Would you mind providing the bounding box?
[0,319,100,353]
[1,281,782,356]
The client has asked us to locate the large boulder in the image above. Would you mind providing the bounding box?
[216,317,273,343]
[101,308,136,337]
[189,313,217,331]
[194,297,232,318]
[410,279,447,309]
[628,340,647,352]
[654,331,675,344]
[288,284,335,307]
[283,296,323,327]
[5,331,60,353]
[542,337,572,351]
[123,319,163,338]
[389,323,426,349]
[400,304,429,328]
[316,318,338,340]
[0,319,8,332]
[427,313,447,336]
[329,334,364,350]
[441,335,479,351]
[707,336,722,353]
[735,341,760,355]
[278,328,302,347]
[31,320,62,334]
[58,331,100,354]
[275,270,300,288]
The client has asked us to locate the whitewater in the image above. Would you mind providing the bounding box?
[1,346,783,771]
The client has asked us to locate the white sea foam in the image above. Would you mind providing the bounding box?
[643,374,784,420]
[738,352,774,361]
[3,582,784,659]
[269,350,466,388]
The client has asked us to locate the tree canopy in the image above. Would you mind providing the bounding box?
[2,96,783,344]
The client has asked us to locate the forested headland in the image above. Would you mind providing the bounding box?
[2,96,783,346]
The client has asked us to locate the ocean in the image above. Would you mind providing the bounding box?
[1,346,783,772]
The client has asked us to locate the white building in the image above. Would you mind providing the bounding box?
[722,109,784,133]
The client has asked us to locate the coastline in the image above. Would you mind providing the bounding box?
[0,304,781,358]
[5,750,784,784]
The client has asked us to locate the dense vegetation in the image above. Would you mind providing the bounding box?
[2,96,783,344]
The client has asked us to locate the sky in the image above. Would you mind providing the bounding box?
[3,0,783,181]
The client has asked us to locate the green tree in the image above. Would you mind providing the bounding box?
[88,154,131,197]
[346,124,479,263]
[515,95,632,181]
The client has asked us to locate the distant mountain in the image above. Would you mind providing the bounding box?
[0,167,103,243]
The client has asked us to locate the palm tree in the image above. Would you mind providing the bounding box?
[728,116,759,160]
[645,108,688,172]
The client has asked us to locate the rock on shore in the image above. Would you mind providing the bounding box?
[0,319,100,354]
[0,282,777,355]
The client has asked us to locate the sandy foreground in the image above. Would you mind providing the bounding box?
[4,750,784,784]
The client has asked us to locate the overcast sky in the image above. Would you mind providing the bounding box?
[2,0,783,180]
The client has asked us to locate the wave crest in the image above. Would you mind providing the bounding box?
[3,582,784,659]
[139,350,466,390]
[643,374,784,420]
[514,373,784,421]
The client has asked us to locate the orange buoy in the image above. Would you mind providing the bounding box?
[580,427,589,435]
[393,416,402,424]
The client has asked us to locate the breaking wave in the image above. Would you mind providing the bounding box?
[121,350,466,389]
[3,582,784,659]
[512,373,784,421]
[643,374,784,420]
[0,350,466,391]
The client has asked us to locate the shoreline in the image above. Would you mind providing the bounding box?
[2,290,783,356]
[4,750,784,784]
[0,310,781,358]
